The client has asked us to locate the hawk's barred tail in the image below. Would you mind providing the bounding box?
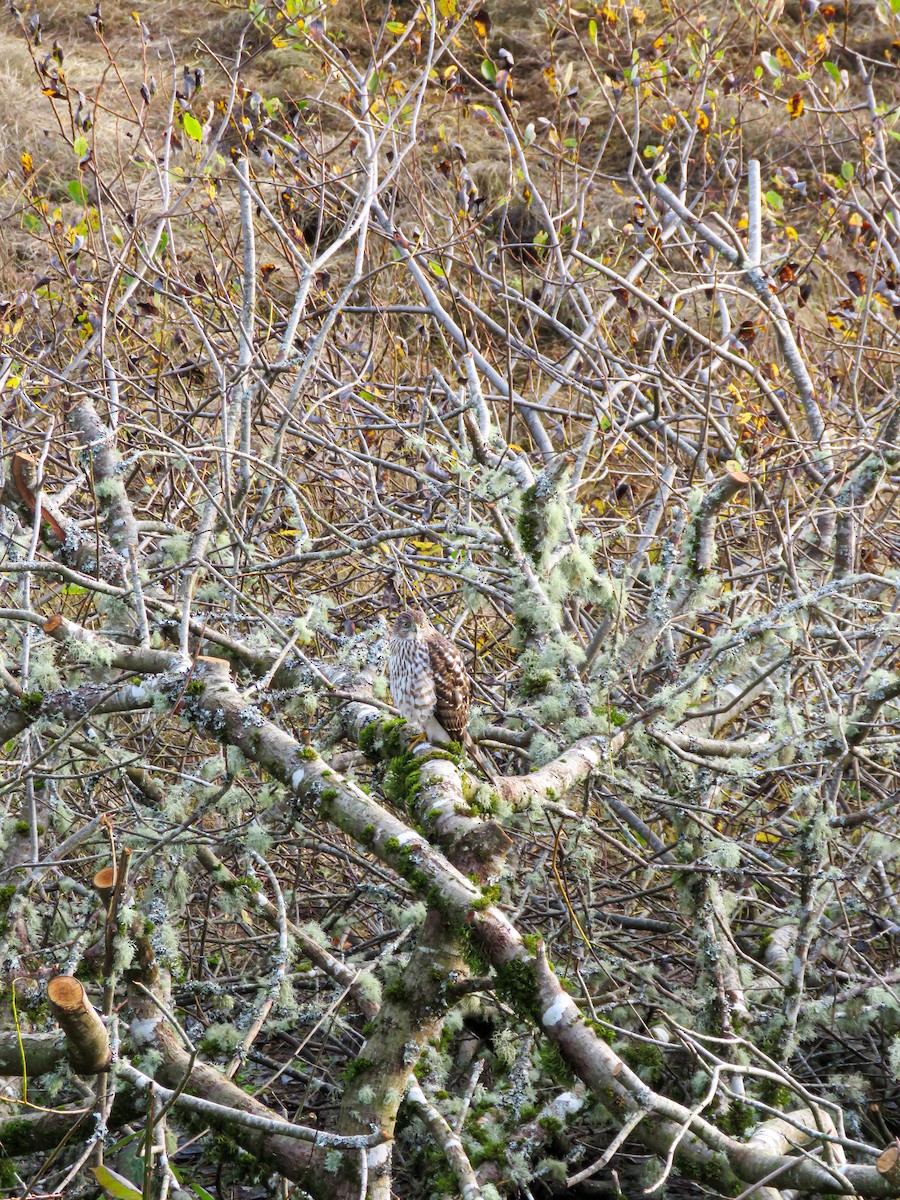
[463,730,502,789]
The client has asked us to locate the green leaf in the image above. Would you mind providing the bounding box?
[765,189,783,210]
[73,135,88,158]
[68,179,88,205]
[428,260,446,277]
[841,160,854,182]
[588,18,597,45]
[822,60,841,83]
[386,20,406,32]
[62,585,87,596]
[190,1187,216,1200]
[480,58,497,84]
[91,1165,142,1200]
[182,112,203,142]
[760,51,781,77]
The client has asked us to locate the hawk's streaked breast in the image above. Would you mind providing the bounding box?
[389,635,437,728]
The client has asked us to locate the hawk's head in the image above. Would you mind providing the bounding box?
[392,609,430,640]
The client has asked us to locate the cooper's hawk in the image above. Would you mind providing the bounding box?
[388,609,471,746]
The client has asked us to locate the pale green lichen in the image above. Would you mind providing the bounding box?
[202,1023,243,1055]
[26,642,61,692]
[244,824,272,854]
[299,920,329,947]
[396,901,427,928]
[529,734,561,766]
[112,934,136,974]
[356,972,383,1006]
[161,532,191,564]
[276,978,301,1019]
[889,1037,900,1081]
[324,1150,343,1174]
[95,476,126,501]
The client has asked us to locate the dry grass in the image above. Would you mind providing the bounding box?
[2,0,900,460]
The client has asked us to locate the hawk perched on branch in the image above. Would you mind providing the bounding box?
[389,609,471,745]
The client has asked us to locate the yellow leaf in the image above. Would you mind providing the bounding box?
[91,1165,142,1200]
[755,830,781,844]
[21,151,33,176]
[786,93,804,119]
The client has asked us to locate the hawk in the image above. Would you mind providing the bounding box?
[389,609,471,746]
